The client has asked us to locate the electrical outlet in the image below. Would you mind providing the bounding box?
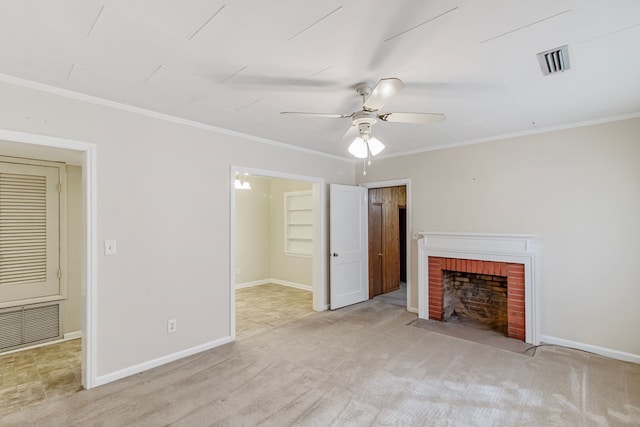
[167,319,177,334]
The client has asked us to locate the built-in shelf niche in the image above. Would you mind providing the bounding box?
[284,190,313,256]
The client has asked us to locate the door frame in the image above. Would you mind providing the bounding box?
[229,166,327,339]
[0,128,98,389]
[359,179,414,313]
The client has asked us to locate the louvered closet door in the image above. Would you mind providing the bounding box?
[0,162,60,303]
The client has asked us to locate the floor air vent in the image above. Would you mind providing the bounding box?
[537,45,570,75]
[0,302,61,352]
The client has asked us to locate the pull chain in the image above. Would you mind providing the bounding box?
[363,140,373,176]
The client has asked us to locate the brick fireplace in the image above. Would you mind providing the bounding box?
[417,233,539,344]
[428,257,525,340]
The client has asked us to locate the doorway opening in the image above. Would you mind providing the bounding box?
[360,180,412,311]
[0,129,97,395]
[229,167,326,339]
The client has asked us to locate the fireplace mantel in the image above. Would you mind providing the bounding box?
[417,232,540,344]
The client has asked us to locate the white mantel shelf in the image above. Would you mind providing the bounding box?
[417,232,541,345]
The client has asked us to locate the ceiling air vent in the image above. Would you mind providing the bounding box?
[537,45,570,75]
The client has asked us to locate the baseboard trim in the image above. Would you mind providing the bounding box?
[269,279,312,292]
[236,279,312,292]
[94,336,234,387]
[539,334,640,364]
[235,279,270,289]
[64,330,82,340]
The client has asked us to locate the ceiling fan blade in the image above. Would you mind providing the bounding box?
[363,78,405,111]
[378,112,446,124]
[280,112,351,119]
[341,123,358,141]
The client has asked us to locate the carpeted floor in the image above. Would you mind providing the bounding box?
[373,282,407,307]
[1,299,639,426]
[0,300,640,426]
[0,284,310,414]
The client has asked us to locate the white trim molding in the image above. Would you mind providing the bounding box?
[235,279,312,292]
[270,279,312,292]
[94,336,233,387]
[0,73,349,162]
[64,330,82,340]
[417,232,540,345]
[539,335,640,364]
[235,279,271,289]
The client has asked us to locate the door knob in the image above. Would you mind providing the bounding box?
[378,253,383,256]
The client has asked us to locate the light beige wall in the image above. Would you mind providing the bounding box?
[357,118,640,356]
[269,178,313,286]
[235,175,271,285]
[235,176,313,288]
[0,80,355,377]
[63,164,82,334]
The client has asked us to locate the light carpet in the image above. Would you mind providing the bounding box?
[1,300,639,426]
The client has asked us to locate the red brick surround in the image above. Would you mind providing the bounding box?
[428,257,526,341]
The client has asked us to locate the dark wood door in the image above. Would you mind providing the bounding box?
[369,203,383,297]
[368,186,406,297]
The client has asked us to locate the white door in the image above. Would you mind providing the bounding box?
[329,184,368,309]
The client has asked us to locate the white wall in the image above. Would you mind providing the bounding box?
[357,118,640,357]
[0,80,355,378]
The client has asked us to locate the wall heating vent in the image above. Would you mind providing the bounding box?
[537,45,570,75]
[0,302,61,352]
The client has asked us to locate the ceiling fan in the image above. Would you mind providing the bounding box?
[280,78,445,160]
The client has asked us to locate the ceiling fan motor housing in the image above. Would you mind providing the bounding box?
[352,110,377,139]
[357,123,371,138]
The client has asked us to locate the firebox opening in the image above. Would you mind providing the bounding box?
[442,270,508,335]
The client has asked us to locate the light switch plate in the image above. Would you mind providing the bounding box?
[104,240,117,255]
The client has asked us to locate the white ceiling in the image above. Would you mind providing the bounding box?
[0,0,639,159]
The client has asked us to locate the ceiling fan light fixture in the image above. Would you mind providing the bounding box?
[367,137,385,156]
[348,137,368,158]
[234,172,252,190]
[348,136,385,159]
